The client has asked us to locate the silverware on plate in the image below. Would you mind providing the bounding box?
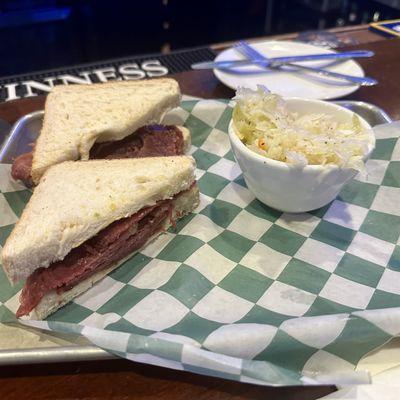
[233,40,377,86]
[191,49,374,70]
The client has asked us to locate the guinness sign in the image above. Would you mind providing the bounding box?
[0,47,215,103]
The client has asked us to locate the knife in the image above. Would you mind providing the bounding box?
[191,50,374,70]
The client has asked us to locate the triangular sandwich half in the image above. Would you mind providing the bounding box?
[2,156,199,319]
[11,78,190,185]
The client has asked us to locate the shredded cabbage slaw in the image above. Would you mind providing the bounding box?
[232,86,371,170]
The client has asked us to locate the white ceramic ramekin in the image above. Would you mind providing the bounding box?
[228,98,375,213]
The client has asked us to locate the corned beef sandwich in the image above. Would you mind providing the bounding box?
[1,156,199,319]
[11,78,190,186]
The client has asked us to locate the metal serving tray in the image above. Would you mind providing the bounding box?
[0,100,393,365]
[0,101,392,160]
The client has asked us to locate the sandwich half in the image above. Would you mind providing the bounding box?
[11,78,190,186]
[1,156,199,319]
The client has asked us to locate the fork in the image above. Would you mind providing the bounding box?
[234,41,377,86]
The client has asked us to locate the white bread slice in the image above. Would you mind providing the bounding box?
[178,126,191,153]
[25,185,199,320]
[31,78,181,184]
[2,156,196,285]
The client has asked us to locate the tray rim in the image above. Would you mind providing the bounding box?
[334,100,392,124]
[0,100,393,157]
[0,99,393,365]
[0,344,115,365]
[0,110,43,161]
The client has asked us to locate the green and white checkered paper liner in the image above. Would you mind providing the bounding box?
[1,100,400,386]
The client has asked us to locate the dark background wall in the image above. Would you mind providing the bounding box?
[0,0,399,76]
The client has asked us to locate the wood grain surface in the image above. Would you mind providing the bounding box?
[0,33,399,400]
[0,360,336,400]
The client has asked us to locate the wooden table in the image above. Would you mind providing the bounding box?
[1,31,399,400]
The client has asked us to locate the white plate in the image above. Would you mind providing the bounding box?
[213,41,365,100]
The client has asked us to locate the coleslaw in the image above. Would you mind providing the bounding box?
[232,86,370,170]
